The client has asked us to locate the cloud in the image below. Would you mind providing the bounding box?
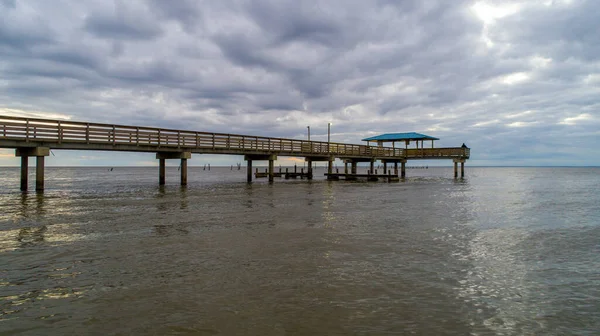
[0,0,599,166]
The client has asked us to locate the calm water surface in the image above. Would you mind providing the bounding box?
[1,167,599,335]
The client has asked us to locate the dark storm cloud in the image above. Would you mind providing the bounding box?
[0,0,599,166]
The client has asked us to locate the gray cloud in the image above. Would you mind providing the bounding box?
[1,0,599,166]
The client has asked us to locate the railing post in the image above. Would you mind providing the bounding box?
[196,133,200,148]
[57,120,61,144]
[25,119,30,142]
[86,123,90,144]
[177,131,181,148]
[158,129,161,147]
[112,125,116,145]
[136,127,139,146]
[212,134,215,149]
[227,135,231,149]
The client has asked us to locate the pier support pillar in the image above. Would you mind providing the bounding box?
[159,158,166,185]
[180,158,188,186]
[351,162,357,174]
[268,159,274,182]
[307,159,313,180]
[453,158,466,178]
[247,160,253,183]
[369,161,374,174]
[401,160,406,178]
[156,151,191,186]
[344,162,349,174]
[394,162,398,175]
[36,156,45,191]
[20,156,28,191]
[16,147,49,192]
[383,162,387,174]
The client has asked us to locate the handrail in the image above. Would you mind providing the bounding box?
[0,115,410,158]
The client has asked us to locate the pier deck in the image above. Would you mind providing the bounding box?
[0,115,470,190]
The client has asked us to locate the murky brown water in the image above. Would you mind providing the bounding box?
[1,167,599,335]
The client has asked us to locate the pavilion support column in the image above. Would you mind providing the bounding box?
[268,159,274,182]
[159,158,166,185]
[180,158,188,186]
[246,160,253,183]
[36,156,45,191]
[20,156,28,191]
[351,162,357,174]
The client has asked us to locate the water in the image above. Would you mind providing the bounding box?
[1,166,599,335]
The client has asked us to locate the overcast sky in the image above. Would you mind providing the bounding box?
[1,0,598,166]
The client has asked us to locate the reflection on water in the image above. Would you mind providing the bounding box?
[0,167,599,335]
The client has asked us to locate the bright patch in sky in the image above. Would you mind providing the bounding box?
[471,2,521,25]
[502,72,530,85]
[560,114,593,125]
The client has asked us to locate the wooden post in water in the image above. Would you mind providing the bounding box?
[370,161,374,174]
[247,160,253,183]
[268,159,274,182]
[180,158,187,186]
[344,161,348,174]
[383,161,387,174]
[20,156,28,191]
[461,161,465,178]
[159,158,166,185]
[394,162,398,175]
[454,160,458,178]
[36,156,44,191]
[351,161,357,174]
[401,160,406,178]
[307,159,313,180]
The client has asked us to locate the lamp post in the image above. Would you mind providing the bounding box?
[307,126,310,141]
[327,123,331,152]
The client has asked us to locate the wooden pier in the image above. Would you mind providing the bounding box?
[0,116,470,191]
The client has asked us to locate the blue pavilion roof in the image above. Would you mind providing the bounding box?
[362,132,440,142]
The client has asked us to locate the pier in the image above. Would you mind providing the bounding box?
[0,116,470,191]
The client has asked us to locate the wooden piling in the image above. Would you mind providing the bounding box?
[20,156,28,191]
[247,160,253,183]
[180,158,187,185]
[36,156,44,191]
[159,158,166,185]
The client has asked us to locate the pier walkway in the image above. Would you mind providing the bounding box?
[0,116,470,190]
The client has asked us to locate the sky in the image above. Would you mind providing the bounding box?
[1,0,599,167]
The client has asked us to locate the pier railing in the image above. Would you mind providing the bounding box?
[405,147,470,159]
[0,116,406,158]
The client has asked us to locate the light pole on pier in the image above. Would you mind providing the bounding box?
[307,126,310,141]
[327,123,331,152]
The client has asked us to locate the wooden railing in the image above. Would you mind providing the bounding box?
[0,116,405,158]
[405,147,469,159]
